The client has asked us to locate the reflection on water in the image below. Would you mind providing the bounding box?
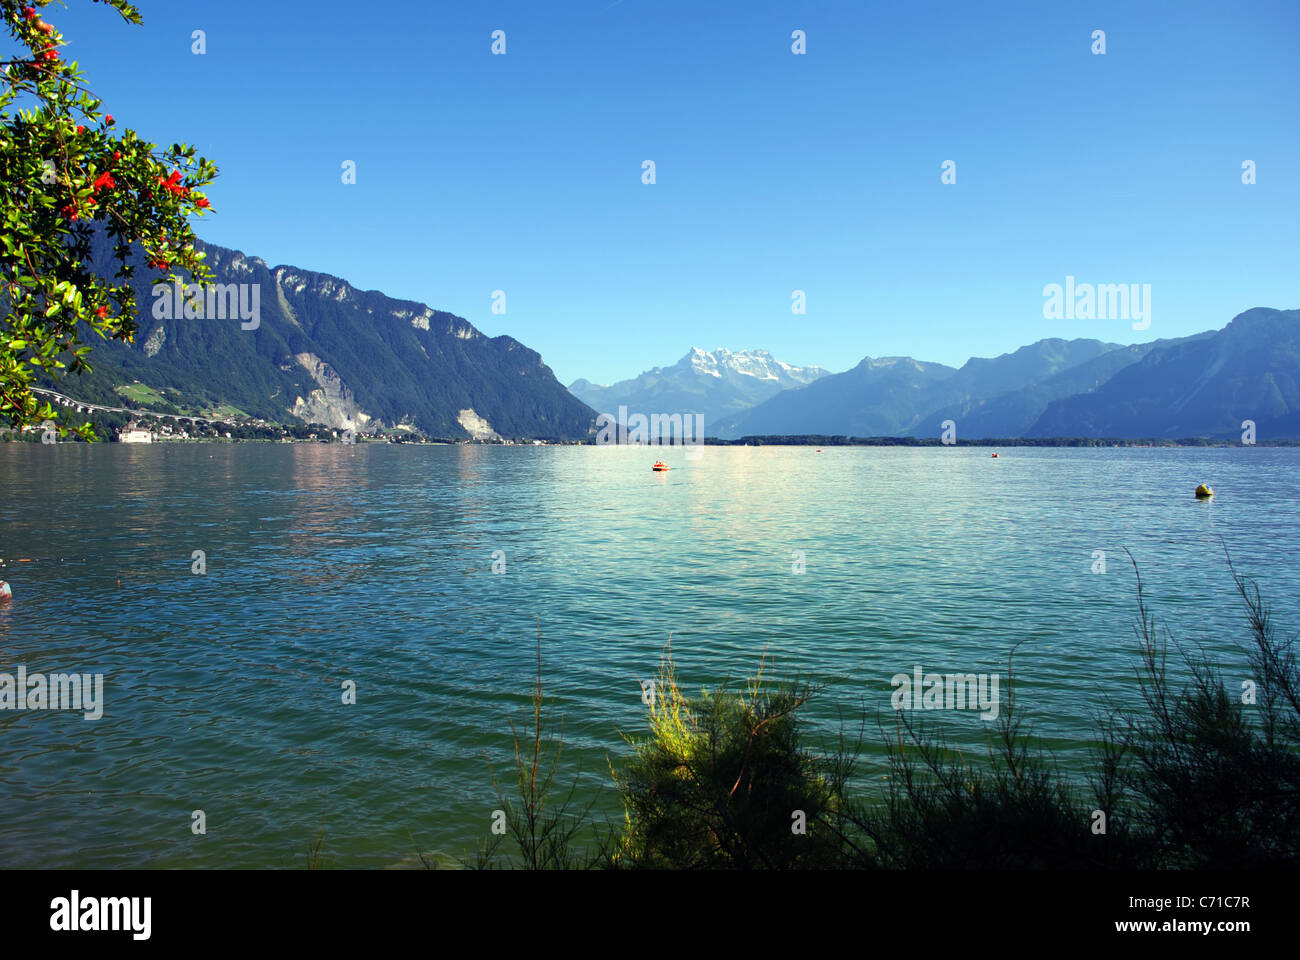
[0,443,1296,866]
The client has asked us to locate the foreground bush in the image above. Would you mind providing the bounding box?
[1108,553,1300,868]
[467,628,599,869]
[607,649,852,869]
[856,643,1149,869]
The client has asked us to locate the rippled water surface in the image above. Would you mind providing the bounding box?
[1,443,1296,867]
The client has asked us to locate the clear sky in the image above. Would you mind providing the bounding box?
[41,0,1300,385]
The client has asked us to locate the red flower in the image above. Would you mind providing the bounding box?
[195,197,210,208]
[60,203,77,221]
[158,169,189,197]
[75,124,84,134]
[112,150,121,161]
[105,114,114,125]
[93,171,115,191]
[95,306,107,319]
[23,7,37,21]
[41,48,58,62]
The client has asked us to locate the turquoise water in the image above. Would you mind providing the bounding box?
[1,443,1296,867]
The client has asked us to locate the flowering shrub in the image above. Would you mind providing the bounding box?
[0,0,217,440]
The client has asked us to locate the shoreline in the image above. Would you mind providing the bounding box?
[1,436,1294,447]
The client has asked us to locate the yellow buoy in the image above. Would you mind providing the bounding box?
[1195,483,1214,499]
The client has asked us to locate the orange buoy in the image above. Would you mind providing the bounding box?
[991,452,999,458]
[652,460,670,471]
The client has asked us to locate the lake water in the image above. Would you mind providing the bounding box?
[1,443,1296,868]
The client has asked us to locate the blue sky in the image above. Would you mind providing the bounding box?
[42,0,1300,385]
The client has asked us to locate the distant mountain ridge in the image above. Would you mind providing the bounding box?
[709,311,1300,440]
[56,239,1298,442]
[714,355,957,438]
[48,233,597,439]
[717,338,1122,438]
[569,347,827,432]
[1028,308,1300,439]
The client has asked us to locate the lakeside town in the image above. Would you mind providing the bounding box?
[2,386,581,444]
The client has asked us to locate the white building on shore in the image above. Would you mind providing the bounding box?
[118,422,154,443]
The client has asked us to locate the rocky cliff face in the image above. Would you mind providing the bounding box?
[289,352,370,430]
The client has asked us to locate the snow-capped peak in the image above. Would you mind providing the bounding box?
[680,347,824,384]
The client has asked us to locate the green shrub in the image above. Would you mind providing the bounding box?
[856,642,1149,869]
[608,647,853,869]
[1107,550,1300,868]
[468,626,599,870]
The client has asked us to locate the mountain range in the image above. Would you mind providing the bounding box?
[569,348,827,433]
[47,232,1299,441]
[49,232,597,439]
[1028,309,1300,438]
[586,309,1300,441]
[718,338,1124,438]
